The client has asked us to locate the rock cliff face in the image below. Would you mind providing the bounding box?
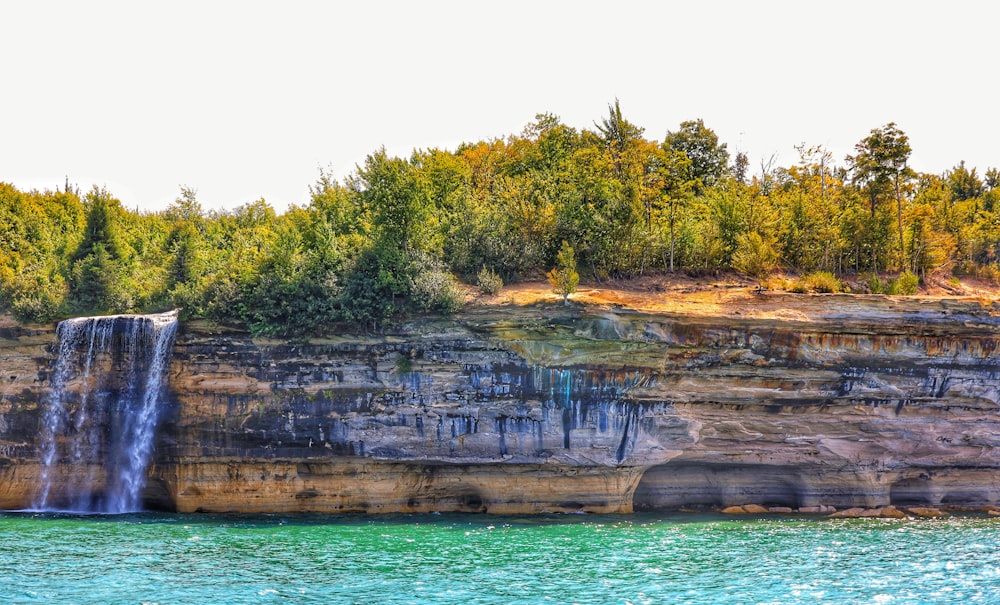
[2,292,1000,514]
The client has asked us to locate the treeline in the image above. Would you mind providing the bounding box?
[2,103,1000,335]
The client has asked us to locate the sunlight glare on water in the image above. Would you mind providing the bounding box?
[1,513,998,604]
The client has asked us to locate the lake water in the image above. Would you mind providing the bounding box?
[1,512,997,604]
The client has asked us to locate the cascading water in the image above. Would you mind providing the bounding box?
[33,311,178,513]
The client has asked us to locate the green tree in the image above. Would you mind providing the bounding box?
[355,148,437,257]
[338,248,397,331]
[985,168,1000,192]
[904,203,954,275]
[595,99,645,181]
[664,119,730,192]
[161,187,208,313]
[966,207,1000,271]
[651,145,693,271]
[67,187,136,313]
[525,112,580,171]
[0,183,84,321]
[846,123,913,269]
[692,180,777,270]
[72,186,125,264]
[591,101,656,275]
[165,186,204,224]
[547,240,579,305]
[732,231,779,279]
[236,216,345,338]
[200,198,280,324]
[166,222,203,289]
[558,140,640,278]
[947,161,984,202]
[351,149,441,306]
[775,145,844,272]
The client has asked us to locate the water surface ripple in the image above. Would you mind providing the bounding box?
[1,512,997,604]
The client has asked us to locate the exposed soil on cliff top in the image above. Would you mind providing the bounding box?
[3,273,999,331]
[472,271,1000,322]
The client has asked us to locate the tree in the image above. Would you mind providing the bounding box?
[846,123,913,269]
[165,186,204,225]
[904,202,954,275]
[986,168,1000,191]
[547,240,579,305]
[595,99,644,181]
[309,169,370,241]
[525,112,580,171]
[793,143,835,202]
[664,119,730,192]
[0,184,80,321]
[348,149,435,307]
[589,100,653,275]
[732,151,750,185]
[732,231,779,279]
[946,161,984,202]
[67,187,136,313]
[354,148,436,256]
[72,186,125,264]
[651,145,694,271]
[166,222,203,288]
[776,144,843,272]
[163,187,207,308]
[558,140,636,279]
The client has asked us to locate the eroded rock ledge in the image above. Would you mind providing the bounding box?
[2,292,1000,514]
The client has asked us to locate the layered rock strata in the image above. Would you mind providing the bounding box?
[2,292,1000,514]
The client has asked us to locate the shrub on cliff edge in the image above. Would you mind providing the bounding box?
[476,266,503,296]
[547,241,579,305]
[790,271,843,293]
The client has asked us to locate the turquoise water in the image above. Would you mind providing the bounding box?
[1,513,998,604]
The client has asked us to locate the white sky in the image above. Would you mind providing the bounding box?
[2,1,996,212]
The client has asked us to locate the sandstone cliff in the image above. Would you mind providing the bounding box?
[2,289,1000,514]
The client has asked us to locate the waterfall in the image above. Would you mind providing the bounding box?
[33,311,178,513]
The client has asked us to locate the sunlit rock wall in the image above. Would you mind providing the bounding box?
[157,320,668,513]
[2,294,1000,514]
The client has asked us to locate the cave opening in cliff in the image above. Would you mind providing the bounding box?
[633,462,803,511]
[890,476,938,506]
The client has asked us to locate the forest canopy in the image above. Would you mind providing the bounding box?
[3,103,999,336]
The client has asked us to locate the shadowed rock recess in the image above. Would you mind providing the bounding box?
[2,293,1000,514]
